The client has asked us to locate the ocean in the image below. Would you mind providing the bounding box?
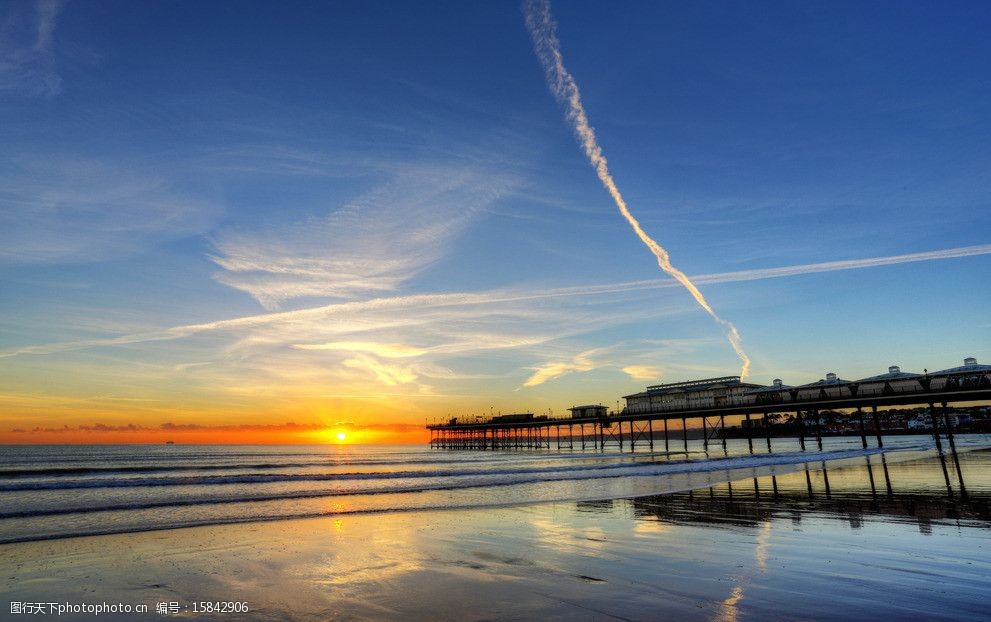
[2,434,987,545]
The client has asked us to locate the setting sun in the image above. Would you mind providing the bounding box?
[336,432,347,442]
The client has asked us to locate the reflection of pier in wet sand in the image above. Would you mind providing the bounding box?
[622,446,988,535]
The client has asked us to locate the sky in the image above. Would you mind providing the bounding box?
[1,0,989,444]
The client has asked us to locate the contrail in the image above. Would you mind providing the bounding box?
[2,243,987,360]
[523,0,751,377]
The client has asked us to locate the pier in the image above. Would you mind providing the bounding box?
[427,358,991,453]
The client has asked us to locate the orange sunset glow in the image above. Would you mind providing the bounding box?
[1,424,429,445]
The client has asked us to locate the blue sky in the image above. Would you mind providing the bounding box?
[1,0,989,438]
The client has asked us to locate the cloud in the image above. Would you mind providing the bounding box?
[520,339,707,388]
[408,362,496,381]
[522,347,605,387]
[24,423,151,433]
[292,341,427,358]
[158,421,324,432]
[210,164,520,309]
[689,244,991,286]
[0,156,221,263]
[621,365,662,381]
[2,243,987,361]
[0,0,63,97]
[342,354,418,387]
[174,362,213,372]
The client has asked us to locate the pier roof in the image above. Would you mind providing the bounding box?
[795,373,852,389]
[748,381,795,394]
[857,365,922,383]
[931,357,991,376]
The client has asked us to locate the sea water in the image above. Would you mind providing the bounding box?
[2,435,988,543]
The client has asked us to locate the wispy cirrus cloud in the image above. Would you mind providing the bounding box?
[211,164,521,309]
[341,354,419,387]
[293,341,427,358]
[0,156,221,263]
[2,243,988,362]
[0,243,986,405]
[0,0,63,97]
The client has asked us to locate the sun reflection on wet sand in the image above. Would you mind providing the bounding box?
[716,585,745,622]
[755,520,771,573]
[715,517,771,621]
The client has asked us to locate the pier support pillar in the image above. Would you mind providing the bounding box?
[813,408,823,451]
[720,415,727,453]
[682,417,688,452]
[866,456,877,496]
[941,402,957,451]
[881,454,893,497]
[942,402,966,496]
[929,403,944,452]
[663,419,669,452]
[872,405,883,448]
[648,419,654,452]
[857,407,867,449]
[797,411,806,451]
[765,412,773,453]
[745,413,753,454]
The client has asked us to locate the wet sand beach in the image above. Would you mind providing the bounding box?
[2,447,988,621]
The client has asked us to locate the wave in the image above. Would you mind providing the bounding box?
[0,451,611,478]
[0,446,902,521]
[0,456,720,491]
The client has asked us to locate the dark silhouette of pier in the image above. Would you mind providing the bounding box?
[427,361,991,454]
